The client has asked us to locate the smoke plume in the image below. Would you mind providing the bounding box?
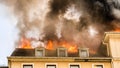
[1,0,120,56]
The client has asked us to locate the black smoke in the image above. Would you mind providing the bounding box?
[1,0,120,56]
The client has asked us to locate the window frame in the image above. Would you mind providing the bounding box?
[92,63,104,68]
[57,47,67,57]
[45,63,58,68]
[36,50,44,57]
[22,63,34,68]
[46,65,56,68]
[35,47,45,57]
[79,48,89,57]
[69,63,81,68]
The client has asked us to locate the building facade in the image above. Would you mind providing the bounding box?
[7,32,120,68]
[103,32,120,68]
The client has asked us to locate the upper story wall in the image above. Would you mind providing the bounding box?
[8,57,111,68]
[103,32,120,58]
[10,61,111,68]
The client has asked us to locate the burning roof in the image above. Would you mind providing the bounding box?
[11,46,107,57]
[1,0,120,58]
[0,66,8,68]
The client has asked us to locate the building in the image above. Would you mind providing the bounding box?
[7,32,120,68]
[0,66,8,68]
[103,32,120,68]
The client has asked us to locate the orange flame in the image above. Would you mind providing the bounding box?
[46,40,78,53]
[61,41,78,53]
[46,40,54,50]
[114,28,120,32]
[19,37,32,49]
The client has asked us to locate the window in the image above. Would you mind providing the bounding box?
[35,47,45,57]
[93,64,104,68]
[81,50,88,57]
[94,65,103,68]
[79,48,89,57]
[36,50,43,57]
[70,65,80,68]
[47,65,56,68]
[57,47,67,57]
[46,63,57,68]
[23,65,33,68]
[59,50,66,57]
[69,63,80,68]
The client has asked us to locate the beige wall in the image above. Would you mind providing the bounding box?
[109,37,120,57]
[10,61,111,68]
[109,37,120,68]
[103,32,120,68]
[112,60,120,68]
[103,32,120,57]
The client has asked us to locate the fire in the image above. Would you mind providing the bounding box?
[89,50,96,55]
[68,46,77,53]
[46,40,54,50]
[46,40,78,53]
[19,37,32,49]
[61,41,78,53]
[114,28,120,32]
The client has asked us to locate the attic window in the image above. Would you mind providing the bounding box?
[36,50,43,57]
[57,47,67,57]
[79,48,89,57]
[35,47,45,57]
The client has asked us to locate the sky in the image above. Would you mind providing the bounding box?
[0,3,18,66]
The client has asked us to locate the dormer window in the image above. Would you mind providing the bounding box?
[79,48,89,57]
[35,47,45,57]
[57,47,67,57]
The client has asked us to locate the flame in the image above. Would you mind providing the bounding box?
[114,28,120,32]
[19,37,32,49]
[61,41,78,53]
[46,40,54,50]
[46,40,78,53]
[89,50,96,55]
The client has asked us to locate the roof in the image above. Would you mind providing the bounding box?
[11,48,79,57]
[11,48,35,56]
[0,66,8,68]
[103,32,120,43]
[11,46,107,57]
